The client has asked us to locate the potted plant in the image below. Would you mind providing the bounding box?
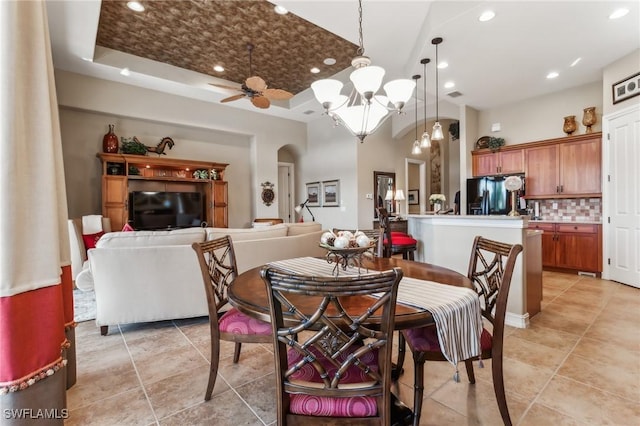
[120,137,147,155]
[488,137,505,152]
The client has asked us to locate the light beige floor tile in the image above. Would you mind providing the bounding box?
[234,373,277,424]
[145,363,230,420]
[537,375,640,424]
[584,318,640,352]
[134,344,208,385]
[529,309,592,335]
[66,362,140,410]
[217,345,275,388]
[571,336,640,372]
[158,388,262,425]
[508,322,580,351]
[519,403,583,426]
[416,398,467,425]
[66,388,156,426]
[557,351,640,401]
[472,357,554,402]
[502,334,570,371]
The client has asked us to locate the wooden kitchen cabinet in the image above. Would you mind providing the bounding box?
[528,222,602,274]
[524,133,601,199]
[102,176,127,230]
[472,148,524,176]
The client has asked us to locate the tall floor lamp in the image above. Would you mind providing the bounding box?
[295,199,315,222]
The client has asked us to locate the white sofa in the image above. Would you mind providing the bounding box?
[75,222,325,334]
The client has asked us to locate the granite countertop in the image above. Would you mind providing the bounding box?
[407,214,602,225]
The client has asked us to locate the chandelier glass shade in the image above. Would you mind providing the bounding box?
[311,0,414,142]
[431,37,444,141]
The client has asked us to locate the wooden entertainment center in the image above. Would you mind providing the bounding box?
[97,153,228,230]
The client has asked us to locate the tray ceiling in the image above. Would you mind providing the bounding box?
[96,0,358,95]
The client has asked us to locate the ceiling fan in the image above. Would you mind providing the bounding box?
[209,43,293,109]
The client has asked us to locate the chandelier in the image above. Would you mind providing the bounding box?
[311,0,415,142]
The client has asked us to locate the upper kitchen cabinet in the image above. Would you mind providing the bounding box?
[524,133,602,199]
[472,148,524,176]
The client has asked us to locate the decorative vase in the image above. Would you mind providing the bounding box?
[434,202,442,213]
[563,115,577,136]
[582,107,596,133]
[102,124,119,153]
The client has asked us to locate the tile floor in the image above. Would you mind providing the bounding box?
[66,271,640,425]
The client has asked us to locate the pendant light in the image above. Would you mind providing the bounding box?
[431,37,444,141]
[411,74,422,155]
[419,58,431,148]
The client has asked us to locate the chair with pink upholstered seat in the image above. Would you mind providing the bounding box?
[261,265,412,425]
[192,236,272,401]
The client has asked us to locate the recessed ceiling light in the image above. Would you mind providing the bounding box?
[547,71,559,79]
[126,1,145,12]
[479,11,495,22]
[444,81,455,89]
[570,58,581,67]
[120,67,131,76]
[609,8,629,19]
[323,58,336,66]
[437,61,448,69]
[274,5,288,15]
[310,67,320,74]
[213,65,224,72]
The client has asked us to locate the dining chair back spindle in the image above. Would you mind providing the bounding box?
[261,266,409,425]
[192,236,272,401]
[399,236,522,426]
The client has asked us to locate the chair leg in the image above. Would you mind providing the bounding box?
[492,357,512,426]
[233,342,242,363]
[408,250,414,261]
[464,359,476,384]
[100,326,108,336]
[205,337,221,401]
[396,331,407,377]
[412,354,426,426]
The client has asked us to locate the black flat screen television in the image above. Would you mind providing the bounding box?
[129,191,204,230]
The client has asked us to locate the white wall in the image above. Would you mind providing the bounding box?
[55,70,307,227]
[476,81,603,145]
[602,49,640,116]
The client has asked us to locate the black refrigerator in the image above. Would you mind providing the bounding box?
[467,173,525,215]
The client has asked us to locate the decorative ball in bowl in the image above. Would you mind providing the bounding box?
[319,231,377,276]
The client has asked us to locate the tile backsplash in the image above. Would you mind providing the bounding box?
[529,198,601,222]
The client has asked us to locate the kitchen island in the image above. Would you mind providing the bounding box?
[406,214,542,328]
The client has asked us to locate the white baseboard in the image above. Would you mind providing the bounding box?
[505,311,529,329]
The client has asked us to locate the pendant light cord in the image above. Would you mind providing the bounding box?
[423,60,428,132]
[414,77,419,141]
[434,42,439,121]
[357,0,364,56]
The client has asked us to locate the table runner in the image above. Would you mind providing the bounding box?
[266,257,482,372]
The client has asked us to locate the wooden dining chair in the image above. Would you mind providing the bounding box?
[260,265,412,425]
[398,236,522,426]
[376,208,417,260]
[192,236,272,401]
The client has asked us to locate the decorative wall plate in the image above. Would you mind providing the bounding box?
[475,136,490,150]
[261,181,275,206]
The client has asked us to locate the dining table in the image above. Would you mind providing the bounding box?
[228,256,474,332]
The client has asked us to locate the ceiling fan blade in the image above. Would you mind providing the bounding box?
[245,76,267,92]
[220,94,246,103]
[209,83,242,92]
[262,88,294,101]
[251,96,270,109]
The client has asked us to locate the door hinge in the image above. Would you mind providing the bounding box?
[608,175,611,182]
[608,217,610,223]
[608,258,611,265]
[607,133,610,140]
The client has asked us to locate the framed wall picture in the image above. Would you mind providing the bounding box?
[306,182,321,207]
[322,180,340,207]
[612,72,640,104]
[408,189,419,205]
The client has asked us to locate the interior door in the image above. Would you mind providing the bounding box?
[278,163,293,223]
[605,105,639,287]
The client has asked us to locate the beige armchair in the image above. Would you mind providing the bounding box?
[68,217,111,282]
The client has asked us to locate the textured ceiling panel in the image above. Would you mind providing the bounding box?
[96,0,358,95]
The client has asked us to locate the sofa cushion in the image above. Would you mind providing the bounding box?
[285,222,322,236]
[97,227,206,248]
[82,231,105,253]
[206,224,288,242]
